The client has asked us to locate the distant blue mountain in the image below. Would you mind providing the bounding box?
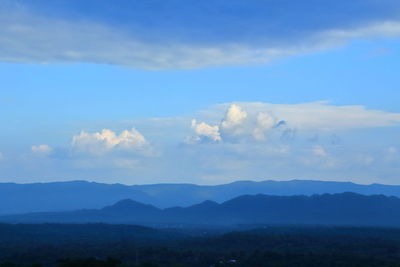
[2,193,400,227]
[2,179,400,214]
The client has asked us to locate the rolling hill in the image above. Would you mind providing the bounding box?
[3,179,400,215]
[2,192,400,226]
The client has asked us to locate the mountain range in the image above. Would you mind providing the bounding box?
[2,192,400,227]
[3,179,400,214]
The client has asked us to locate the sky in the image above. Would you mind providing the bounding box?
[1,0,400,185]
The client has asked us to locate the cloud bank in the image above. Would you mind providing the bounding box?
[1,101,400,185]
[1,0,400,69]
[188,102,400,143]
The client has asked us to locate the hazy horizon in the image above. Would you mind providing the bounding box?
[1,178,399,187]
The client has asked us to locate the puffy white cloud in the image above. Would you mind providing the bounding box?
[220,104,248,130]
[190,104,280,143]
[189,101,400,147]
[3,100,400,184]
[207,102,400,131]
[191,120,221,142]
[220,104,248,138]
[71,128,149,156]
[31,144,53,156]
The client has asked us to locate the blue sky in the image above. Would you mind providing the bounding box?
[1,0,400,185]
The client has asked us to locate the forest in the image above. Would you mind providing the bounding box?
[2,224,400,266]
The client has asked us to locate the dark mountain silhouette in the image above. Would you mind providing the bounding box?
[3,179,400,215]
[2,192,400,226]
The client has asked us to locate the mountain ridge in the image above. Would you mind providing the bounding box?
[2,179,400,215]
[2,192,400,226]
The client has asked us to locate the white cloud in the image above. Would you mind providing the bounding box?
[207,102,400,131]
[220,104,248,130]
[189,101,400,144]
[323,21,400,41]
[0,7,292,70]
[31,144,53,156]
[191,119,221,142]
[219,105,279,141]
[220,104,248,137]
[189,102,400,147]
[0,3,400,69]
[71,128,149,156]
[253,112,278,141]
[3,100,400,184]
[189,104,280,143]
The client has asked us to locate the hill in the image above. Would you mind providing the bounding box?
[2,179,400,214]
[3,192,400,226]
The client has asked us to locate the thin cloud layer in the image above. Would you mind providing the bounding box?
[1,0,400,69]
[31,144,53,156]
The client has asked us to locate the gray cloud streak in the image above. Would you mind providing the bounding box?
[1,0,400,69]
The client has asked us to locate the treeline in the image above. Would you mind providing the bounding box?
[2,224,400,266]
[1,251,399,267]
